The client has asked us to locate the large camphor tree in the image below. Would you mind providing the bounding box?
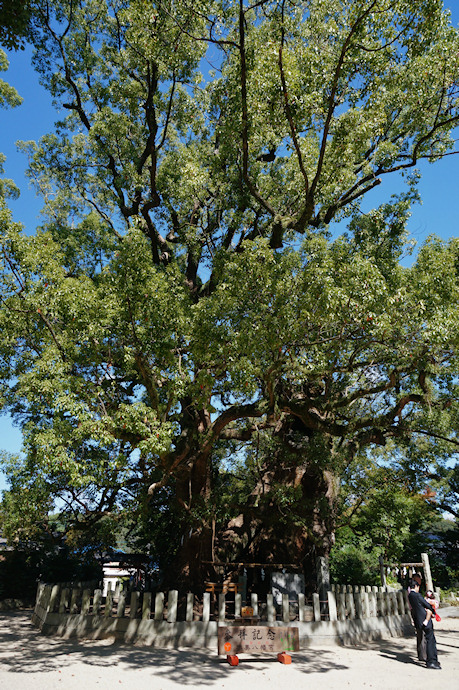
[0,0,458,589]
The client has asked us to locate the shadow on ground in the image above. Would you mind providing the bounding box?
[347,621,459,666]
[0,612,349,684]
[2,611,457,684]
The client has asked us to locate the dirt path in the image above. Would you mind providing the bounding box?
[0,611,458,690]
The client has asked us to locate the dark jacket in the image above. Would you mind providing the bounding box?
[408,589,435,628]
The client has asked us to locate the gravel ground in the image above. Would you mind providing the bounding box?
[0,610,458,690]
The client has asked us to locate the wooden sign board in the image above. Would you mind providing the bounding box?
[218,626,299,655]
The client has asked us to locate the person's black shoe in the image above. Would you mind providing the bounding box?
[426,662,441,669]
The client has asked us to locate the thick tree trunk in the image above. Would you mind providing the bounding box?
[162,410,340,593]
[218,431,340,592]
[164,443,217,591]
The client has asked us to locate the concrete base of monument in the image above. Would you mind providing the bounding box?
[225,652,292,666]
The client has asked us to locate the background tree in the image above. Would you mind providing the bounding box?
[0,0,34,51]
[0,47,22,200]
[193,228,459,579]
[0,0,458,589]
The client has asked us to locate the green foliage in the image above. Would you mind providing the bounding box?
[0,50,22,200]
[0,451,56,545]
[0,50,22,109]
[0,1,33,50]
[438,588,459,605]
[0,1,458,584]
[337,453,433,556]
[122,486,185,576]
[403,518,459,589]
[0,547,102,600]
[332,444,458,588]
[329,542,381,586]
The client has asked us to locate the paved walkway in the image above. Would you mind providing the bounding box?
[0,610,458,690]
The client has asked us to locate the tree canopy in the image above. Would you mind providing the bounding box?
[0,1,34,50]
[0,0,458,589]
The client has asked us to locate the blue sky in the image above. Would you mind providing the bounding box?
[0,4,459,493]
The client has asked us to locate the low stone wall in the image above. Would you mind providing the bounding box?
[32,582,414,649]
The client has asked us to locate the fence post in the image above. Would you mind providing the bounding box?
[105,587,113,617]
[130,591,140,619]
[235,592,242,619]
[218,593,226,622]
[154,592,164,621]
[327,591,337,622]
[167,590,178,623]
[202,592,210,622]
[346,592,355,620]
[298,593,305,622]
[378,587,385,616]
[386,591,392,614]
[117,589,127,618]
[39,585,51,614]
[312,593,321,622]
[279,593,288,623]
[186,593,194,622]
[59,588,69,614]
[142,592,152,620]
[403,589,410,614]
[35,582,45,608]
[376,590,382,617]
[396,591,405,615]
[48,585,60,613]
[93,589,102,616]
[267,594,275,623]
[337,593,346,621]
[368,591,376,617]
[70,588,80,614]
[354,592,363,619]
[362,591,370,618]
[251,592,258,617]
[390,592,398,616]
[81,589,91,615]
[385,590,392,615]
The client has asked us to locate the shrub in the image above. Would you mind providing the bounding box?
[329,544,380,586]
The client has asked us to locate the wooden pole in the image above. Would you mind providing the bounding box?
[379,555,386,587]
[421,553,434,592]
